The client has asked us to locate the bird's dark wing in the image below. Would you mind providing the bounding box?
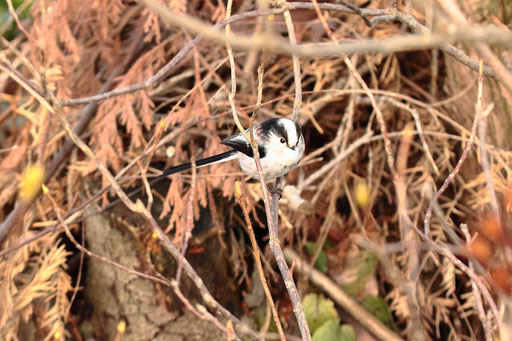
[221,133,266,158]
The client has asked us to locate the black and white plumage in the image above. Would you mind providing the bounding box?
[158,118,305,181]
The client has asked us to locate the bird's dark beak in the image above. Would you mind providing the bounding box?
[291,145,296,151]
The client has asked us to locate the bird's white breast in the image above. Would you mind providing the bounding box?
[236,135,304,181]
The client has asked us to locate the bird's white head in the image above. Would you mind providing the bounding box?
[257,118,303,149]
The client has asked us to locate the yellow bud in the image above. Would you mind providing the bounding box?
[54,330,61,339]
[152,232,159,239]
[235,181,242,199]
[42,184,49,194]
[402,122,414,142]
[19,164,45,201]
[354,180,370,208]
[159,120,165,129]
[226,320,234,333]
[117,320,126,333]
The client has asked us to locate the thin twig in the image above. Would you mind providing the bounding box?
[46,188,242,340]
[235,182,286,341]
[384,98,439,175]
[6,0,35,45]
[424,62,489,235]
[344,58,397,180]
[402,213,503,336]
[276,0,302,120]
[224,1,310,337]
[138,0,501,75]
[176,150,196,283]
[460,224,493,341]
[395,124,427,341]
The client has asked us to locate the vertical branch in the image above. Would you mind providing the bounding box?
[272,4,310,338]
[261,7,311,338]
[235,182,286,341]
[395,124,426,340]
[267,184,310,341]
[277,0,302,121]
[224,2,310,339]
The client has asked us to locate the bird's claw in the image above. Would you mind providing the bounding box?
[267,186,283,199]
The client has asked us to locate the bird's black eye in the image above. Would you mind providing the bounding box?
[280,138,286,144]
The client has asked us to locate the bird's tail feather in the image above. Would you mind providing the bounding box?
[157,150,237,179]
[99,151,237,213]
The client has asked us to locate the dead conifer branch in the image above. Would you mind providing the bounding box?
[0,43,138,245]
[61,1,503,107]
[402,214,503,336]
[4,0,512,339]
[5,66,257,339]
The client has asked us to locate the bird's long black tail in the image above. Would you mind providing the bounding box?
[101,150,238,213]
[157,150,237,180]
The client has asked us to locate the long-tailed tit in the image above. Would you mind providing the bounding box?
[159,118,305,181]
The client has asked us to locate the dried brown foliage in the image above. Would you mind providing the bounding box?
[2,0,512,340]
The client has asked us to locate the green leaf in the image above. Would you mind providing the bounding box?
[339,251,378,297]
[312,320,356,341]
[303,293,339,333]
[306,241,328,273]
[362,295,397,331]
[2,0,34,40]
[340,324,356,341]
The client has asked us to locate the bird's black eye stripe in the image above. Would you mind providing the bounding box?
[294,121,302,142]
[272,122,288,144]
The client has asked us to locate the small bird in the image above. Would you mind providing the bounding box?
[158,118,305,182]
